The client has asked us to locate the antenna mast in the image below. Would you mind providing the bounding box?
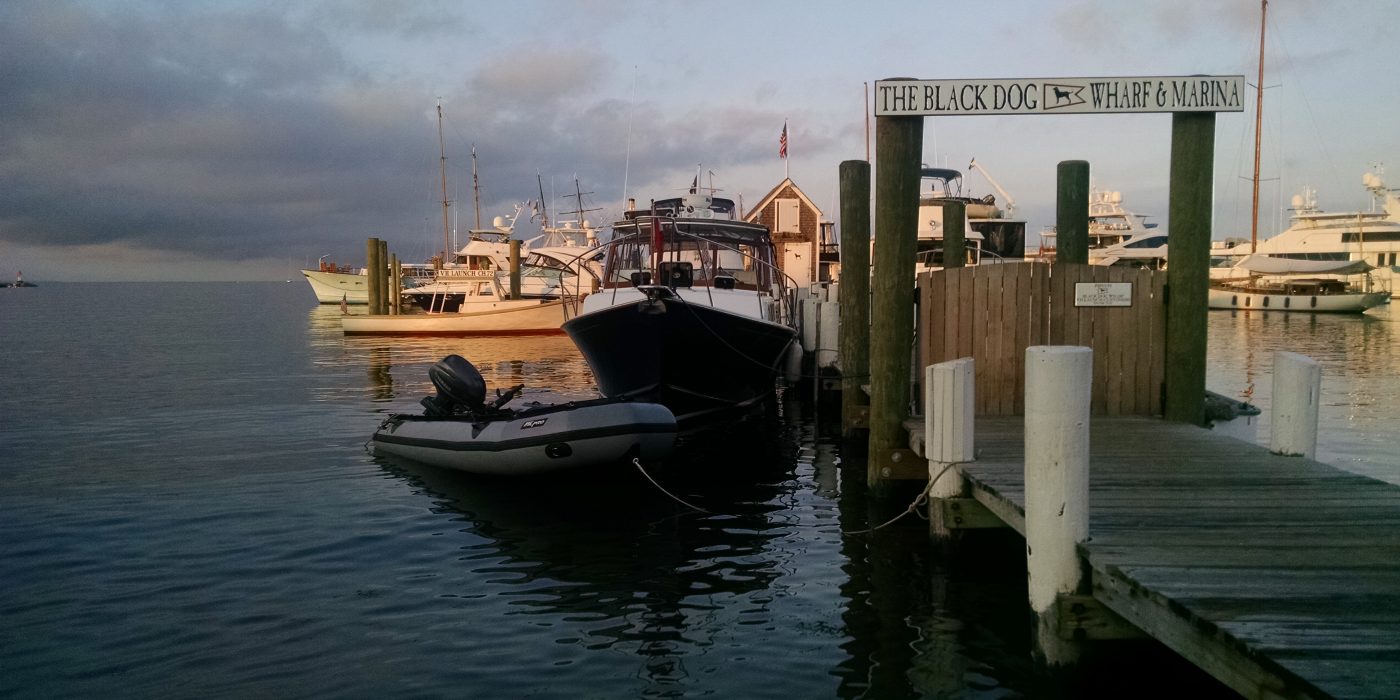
[437,100,451,260]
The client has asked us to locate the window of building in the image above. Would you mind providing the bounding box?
[777,199,801,234]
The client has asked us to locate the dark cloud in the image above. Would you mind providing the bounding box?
[0,1,817,276]
[0,2,425,265]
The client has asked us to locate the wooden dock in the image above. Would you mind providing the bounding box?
[908,415,1400,700]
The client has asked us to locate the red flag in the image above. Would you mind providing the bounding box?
[779,122,788,159]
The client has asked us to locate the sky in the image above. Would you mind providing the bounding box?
[2,0,1397,281]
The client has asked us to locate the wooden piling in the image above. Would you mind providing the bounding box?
[366,237,382,316]
[869,114,923,487]
[1164,112,1214,425]
[838,160,872,441]
[942,200,966,268]
[1024,345,1091,667]
[1055,161,1090,265]
[378,239,390,314]
[391,255,402,315]
[1270,351,1320,458]
[509,239,522,299]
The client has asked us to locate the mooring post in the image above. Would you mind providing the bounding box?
[869,112,924,488]
[818,300,840,373]
[1164,112,1214,425]
[509,239,522,299]
[1270,351,1321,459]
[390,255,402,315]
[925,358,974,536]
[1055,161,1090,265]
[1025,345,1091,667]
[942,200,966,268]
[366,237,382,316]
[838,160,872,441]
[378,239,390,314]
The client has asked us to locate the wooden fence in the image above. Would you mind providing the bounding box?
[917,263,1166,416]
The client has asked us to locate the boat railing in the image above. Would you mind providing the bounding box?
[578,220,798,326]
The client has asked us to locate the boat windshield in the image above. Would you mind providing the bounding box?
[599,219,778,290]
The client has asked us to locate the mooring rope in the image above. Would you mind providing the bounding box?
[632,457,711,514]
[842,460,965,535]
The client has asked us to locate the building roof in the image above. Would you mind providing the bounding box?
[744,177,823,222]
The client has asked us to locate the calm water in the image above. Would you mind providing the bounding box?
[1205,301,1400,485]
[1,282,1394,698]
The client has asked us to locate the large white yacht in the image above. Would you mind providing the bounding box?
[1038,188,1168,269]
[1215,170,1400,296]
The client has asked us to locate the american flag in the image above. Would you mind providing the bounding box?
[779,122,788,159]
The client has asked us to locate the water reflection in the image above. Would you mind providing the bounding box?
[372,438,797,691]
[306,305,598,407]
[1207,303,1400,482]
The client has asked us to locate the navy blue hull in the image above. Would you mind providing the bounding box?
[562,298,797,424]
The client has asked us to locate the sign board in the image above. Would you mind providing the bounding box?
[874,76,1244,116]
[1074,282,1133,307]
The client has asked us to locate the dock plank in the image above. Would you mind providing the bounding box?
[932,415,1400,700]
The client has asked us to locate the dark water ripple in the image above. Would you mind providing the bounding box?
[8,283,1372,697]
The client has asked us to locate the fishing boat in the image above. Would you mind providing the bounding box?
[4,271,38,288]
[914,162,1026,270]
[406,177,604,311]
[1208,255,1389,313]
[561,188,799,426]
[342,276,579,335]
[301,257,432,304]
[371,354,676,475]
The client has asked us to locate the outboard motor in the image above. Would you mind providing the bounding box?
[421,354,486,417]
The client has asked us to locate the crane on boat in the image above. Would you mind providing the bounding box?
[968,158,1016,218]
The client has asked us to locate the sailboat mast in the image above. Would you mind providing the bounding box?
[536,174,550,228]
[471,145,481,231]
[1250,0,1268,253]
[437,101,452,261]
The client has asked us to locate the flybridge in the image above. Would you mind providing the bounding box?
[874,76,1244,116]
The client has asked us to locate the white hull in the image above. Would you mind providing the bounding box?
[342,298,577,335]
[302,269,368,304]
[371,401,676,475]
[1208,286,1389,313]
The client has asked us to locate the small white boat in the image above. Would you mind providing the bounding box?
[301,257,432,304]
[371,355,676,475]
[1208,255,1390,313]
[341,295,578,336]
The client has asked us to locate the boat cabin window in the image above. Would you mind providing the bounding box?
[599,223,776,290]
[1124,236,1169,249]
[915,240,982,268]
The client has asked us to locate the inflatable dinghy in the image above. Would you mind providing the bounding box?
[371,355,676,475]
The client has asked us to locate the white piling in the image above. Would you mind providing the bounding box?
[925,358,975,500]
[801,296,819,353]
[817,301,840,370]
[1270,351,1321,459]
[1024,345,1092,666]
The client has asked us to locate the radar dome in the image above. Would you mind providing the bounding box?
[492,215,507,228]
[1110,191,1123,204]
[1290,194,1304,208]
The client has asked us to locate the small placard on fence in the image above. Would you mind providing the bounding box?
[1074,282,1133,307]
